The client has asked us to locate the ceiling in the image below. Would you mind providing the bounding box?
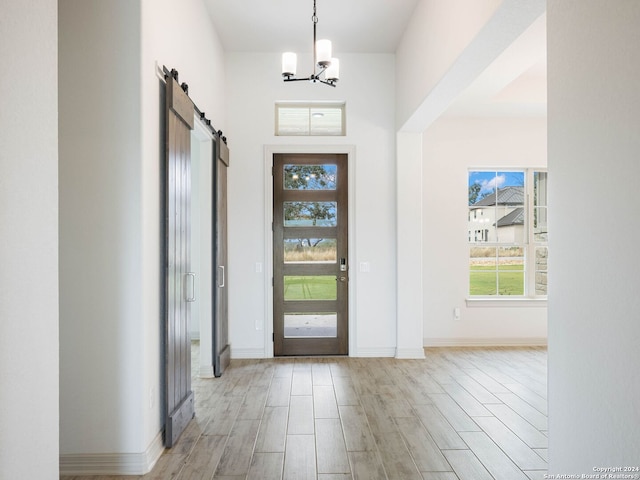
[203,0,421,53]
[203,0,546,118]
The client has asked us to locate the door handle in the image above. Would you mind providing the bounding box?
[218,266,225,288]
[339,276,348,282]
[185,272,196,302]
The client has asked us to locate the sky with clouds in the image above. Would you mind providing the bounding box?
[469,171,524,195]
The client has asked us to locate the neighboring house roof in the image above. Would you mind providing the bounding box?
[496,207,524,227]
[472,186,524,207]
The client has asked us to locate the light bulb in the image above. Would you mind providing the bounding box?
[316,39,332,67]
[325,58,340,81]
[282,52,297,76]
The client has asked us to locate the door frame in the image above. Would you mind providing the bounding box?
[190,115,230,376]
[191,116,214,378]
[263,145,357,357]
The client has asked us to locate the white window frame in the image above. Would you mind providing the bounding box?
[466,168,548,306]
[275,101,346,136]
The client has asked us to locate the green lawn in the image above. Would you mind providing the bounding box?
[284,276,337,300]
[470,265,524,295]
[282,269,524,298]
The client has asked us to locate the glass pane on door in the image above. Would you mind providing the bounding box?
[284,202,337,227]
[284,275,337,301]
[284,313,337,338]
[284,238,337,263]
[284,164,337,190]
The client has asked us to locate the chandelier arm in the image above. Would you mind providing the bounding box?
[283,76,314,83]
[317,79,337,87]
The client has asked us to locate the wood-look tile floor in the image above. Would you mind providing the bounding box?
[61,345,548,480]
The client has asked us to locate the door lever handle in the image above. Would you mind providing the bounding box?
[218,266,225,288]
[185,272,196,302]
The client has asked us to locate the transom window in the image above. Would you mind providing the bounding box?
[275,102,345,136]
[468,169,548,297]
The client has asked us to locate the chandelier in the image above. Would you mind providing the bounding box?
[281,0,340,87]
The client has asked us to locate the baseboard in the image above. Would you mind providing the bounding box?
[231,347,266,359]
[424,337,548,347]
[59,431,164,476]
[352,347,396,357]
[230,347,402,359]
[395,347,426,359]
[199,364,215,378]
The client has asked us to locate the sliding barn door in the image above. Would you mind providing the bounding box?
[164,73,195,448]
[213,139,230,376]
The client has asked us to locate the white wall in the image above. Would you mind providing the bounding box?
[396,132,426,357]
[59,0,226,472]
[0,1,59,478]
[59,0,146,458]
[547,0,640,471]
[422,117,547,345]
[225,52,397,357]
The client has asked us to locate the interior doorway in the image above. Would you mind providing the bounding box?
[272,153,349,356]
[189,116,230,377]
[190,118,214,377]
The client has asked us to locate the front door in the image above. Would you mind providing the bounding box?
[273,153,348,356]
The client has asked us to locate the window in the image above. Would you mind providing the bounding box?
[275,102,345,136]
[468,169,548,297]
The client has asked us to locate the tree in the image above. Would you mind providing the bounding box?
[284,165,336,190]
[283,165,337,254]
[468,182,481,205]
[284,201,336,226]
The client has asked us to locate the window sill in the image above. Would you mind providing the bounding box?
[465,297,547,308]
